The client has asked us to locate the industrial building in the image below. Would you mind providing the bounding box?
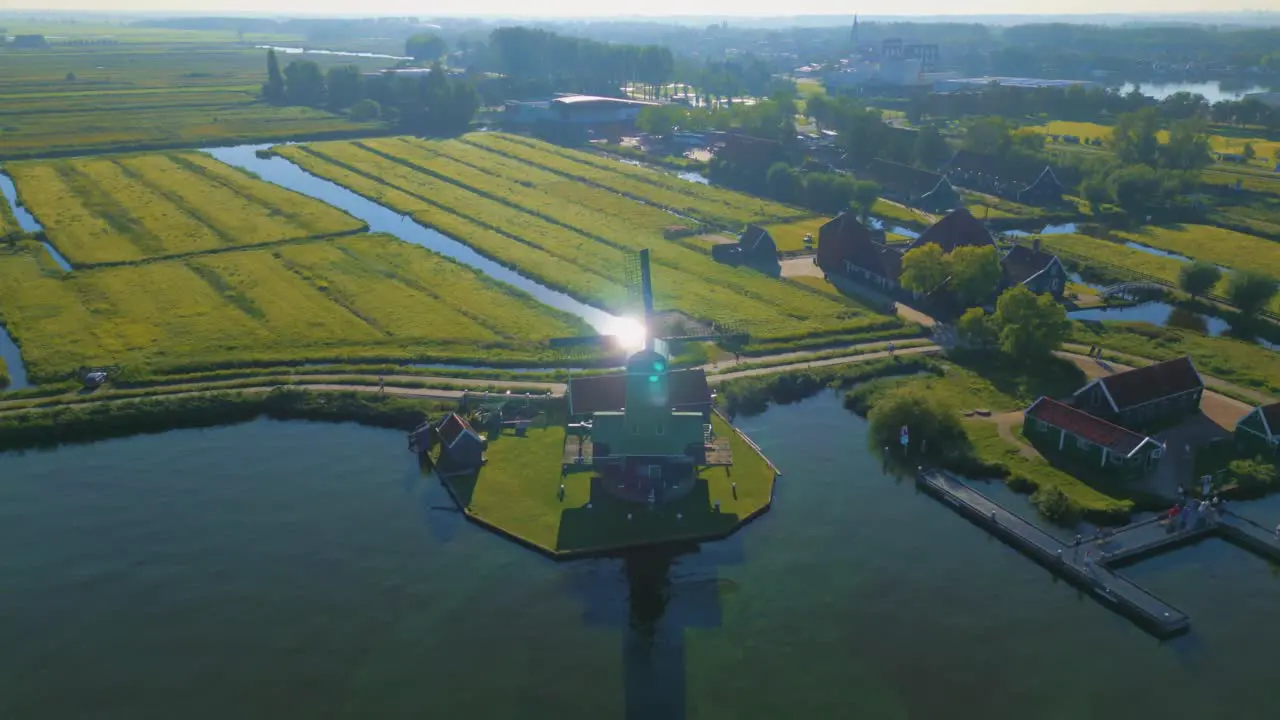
[503,94,659,142]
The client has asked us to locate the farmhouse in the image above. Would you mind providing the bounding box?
[816,212,905,291]
[434,412,487,476]
[1024,397,1165,478]
[1073,356,1204,428]
[907,207,996,254]
[1000,243,1067,299]
[1235,402,1280,453]
[941,150,1065,206]
[504,94,659,142]
[863,159,959,212]
[712,224,779,271]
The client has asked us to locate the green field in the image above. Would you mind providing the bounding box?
[0,188,18,237]
[762,216,827,253]
[1111,224,1280,276]
[275,135,904,347]
[0,41,387,158]
[0,235,587,381]
[464,132,808,227]
[6,152,366,265]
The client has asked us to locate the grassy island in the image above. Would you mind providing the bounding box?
[441,414,776,557]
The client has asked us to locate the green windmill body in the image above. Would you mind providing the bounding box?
[589,252,705,465]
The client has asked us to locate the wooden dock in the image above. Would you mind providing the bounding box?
[918,470,1192,637]
[920,470,1280,637]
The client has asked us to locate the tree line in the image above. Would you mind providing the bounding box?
[261,49,478,136]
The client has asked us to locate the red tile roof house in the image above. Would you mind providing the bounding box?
[1023,397,1166,478]
[1072,356,1205,430]
[1234,402,1280,454]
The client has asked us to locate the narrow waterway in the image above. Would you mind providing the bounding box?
[1071,302,1279,351]
[0,322,30,390]
[203,145,623,334]
[0,168,41,234]
[3,393,1280,718]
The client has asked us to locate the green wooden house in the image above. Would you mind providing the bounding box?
[1235,402,1280,454]
[1073,356,1204,429]
[1023,396,1165,478]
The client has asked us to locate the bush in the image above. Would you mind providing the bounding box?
[1030,485,1077,526]
[348,99,381,122]
[1226,457,1279,495]
[867,385,968,460]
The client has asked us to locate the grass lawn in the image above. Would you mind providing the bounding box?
[1031,120,1280,170]
[871,198,931,227]
[963,420,1134,520]
[446,414,776,555]
[0,355,8,388]
[762,216,827,253]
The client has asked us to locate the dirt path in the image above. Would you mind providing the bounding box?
[707,345,940,383]
[988,411,1043,460]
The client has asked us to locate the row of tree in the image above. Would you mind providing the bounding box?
[261,50,478,135]
[488,27,673,100]
[1178,262,1279,318]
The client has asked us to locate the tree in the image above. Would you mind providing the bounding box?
[850,180,880,221]
[900,244,950,296]
[283,60,325,107]
[765,162,801,204]
[867,386,968,460]
[405,32,447,62]
[1107,164,1163,216]
[948,245,1002,307]
[1178,262,1222,299]
[1226,270,1279,316]
[1160,118,1211,171]
[992,286,1070,360]
[1111,108,1160,167]
[913,125,951,169]
[963,116,1012,156]
[1243,142,1257,162]
[957,307,998,349]
[262,48,285,104]
[325,65,363,111]
[64,71,76,82]
[636,104,684,137]
[348,98,381,122]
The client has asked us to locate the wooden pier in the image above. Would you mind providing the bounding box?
[919,470,1280,637]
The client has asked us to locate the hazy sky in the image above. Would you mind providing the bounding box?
[2,0,1277,18]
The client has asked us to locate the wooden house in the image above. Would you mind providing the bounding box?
[1023,397,1165,478]
[863,159,959,213]
[1235,402,1280,454]
[712,224,779,271]
[816,212,905,291]
[435,412,486,476]
[941,150,1065,206]
[1000,243,1067,299]
[567,369,711,424]
[907,207,996,254]
[1073,356,1204,428]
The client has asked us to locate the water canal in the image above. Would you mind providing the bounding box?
[0,323,30,390]
[3,392,1280,719]
[1071,302,1280,351]
[203,145,626,336]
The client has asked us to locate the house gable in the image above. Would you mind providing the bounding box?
[1095,356,1204,413]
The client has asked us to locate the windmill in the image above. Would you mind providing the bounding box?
[548,249,748,361]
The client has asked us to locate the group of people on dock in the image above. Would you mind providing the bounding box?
[1168,491,1222,531]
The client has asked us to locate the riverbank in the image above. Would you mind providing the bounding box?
[0,387,452,451]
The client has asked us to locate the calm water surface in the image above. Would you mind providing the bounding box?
[1071,302,1279,351]
[3,393,1280,719]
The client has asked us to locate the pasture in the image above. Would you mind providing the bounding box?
[0,42,388,158]
[0,235,586,381]
[761,216,827,253]
[1110,224,1280,276]
[6,152,365,265]
[1031,120,1280,168]
[274,135,905,348]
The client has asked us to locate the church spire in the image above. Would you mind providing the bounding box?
[850,14,859,48]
